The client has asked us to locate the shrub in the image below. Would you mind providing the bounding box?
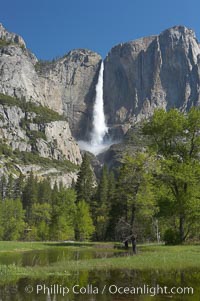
[0,93,66,123]
[0,39,11,47]
[163,228,180,245]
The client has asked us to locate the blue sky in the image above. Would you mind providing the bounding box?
[1,0,199,60]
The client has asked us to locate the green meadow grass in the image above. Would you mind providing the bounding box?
[0,243,199,281]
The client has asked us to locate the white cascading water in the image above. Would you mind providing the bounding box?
[78,61,111,155]
[91,61,108,146]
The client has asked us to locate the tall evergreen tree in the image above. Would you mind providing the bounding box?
[22,171,38,221]
[108,171,116,201]
[97,165,109,205]
[75,153,94,204]
[94,165,110,240]
[37,177,52,204]
[6,174,14,199]
[0,175,7,200]
[14,172,25,199]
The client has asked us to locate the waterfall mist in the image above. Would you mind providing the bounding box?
[78,61,112,156]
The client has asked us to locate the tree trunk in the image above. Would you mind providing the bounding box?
[124,240,129,249]
[131,236,137,254]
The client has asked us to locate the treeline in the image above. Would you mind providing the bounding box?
[0,173,94,241]
[1,108,200,244]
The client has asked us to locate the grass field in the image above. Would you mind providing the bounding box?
[0,242,199,281]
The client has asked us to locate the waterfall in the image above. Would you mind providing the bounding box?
[91,61,108,146]
[78,61,112,155]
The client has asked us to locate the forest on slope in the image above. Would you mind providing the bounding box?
[1,108,200,245]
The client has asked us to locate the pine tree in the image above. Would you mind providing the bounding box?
[108,171,116,201]
[104,171,116,240]
[37,177,52,204]
[6,174,14,199]
[97,165,109,205]
[14,172,25,199]
[75,153,94,204]
[51,182,59,206]
[0,175,7,200]
[22,171,38,221]
[94,165,113,241]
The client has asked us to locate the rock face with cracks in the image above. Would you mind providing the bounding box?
[0,24,102,139]
[1,23,200,179]
[0,101,82,186]
[104,26,200,136]
[1,24,200,138]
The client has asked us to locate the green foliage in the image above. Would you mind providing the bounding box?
[0,139,77,174]
[93,165,112,241]
[0,39,11,47]
[75,200,94,240]
[0,93,65,123]
[0,175,7,200]
[0,140,13,156]
[0,93,22,107]
[25,129,47,143]
[75,153,94,204]
[0,174,79,241]
[0,199,25,240]
[50,188,76,240]
[29,203,52,240]
[97,165,109,205]
[6,174,14,199]
[13,150,77,172]
[106,153,157,242]
[0,38,25,49]
[114,153,156,234]
[37,178,52,203]
[163,228,180,245]
[124,125,149,147]
[14,173,25,199]
[1,106,200,245]
[143,108,200,243]
[107,171,116,201]
[22,171,38,221]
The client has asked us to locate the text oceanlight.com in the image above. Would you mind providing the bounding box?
[25,284,194,297]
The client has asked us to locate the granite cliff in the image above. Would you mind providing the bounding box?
[104,26,200,137]
[1,23,200,179]
[1,24,200,139]
[0,24,101,139]
[0,94,82,186]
